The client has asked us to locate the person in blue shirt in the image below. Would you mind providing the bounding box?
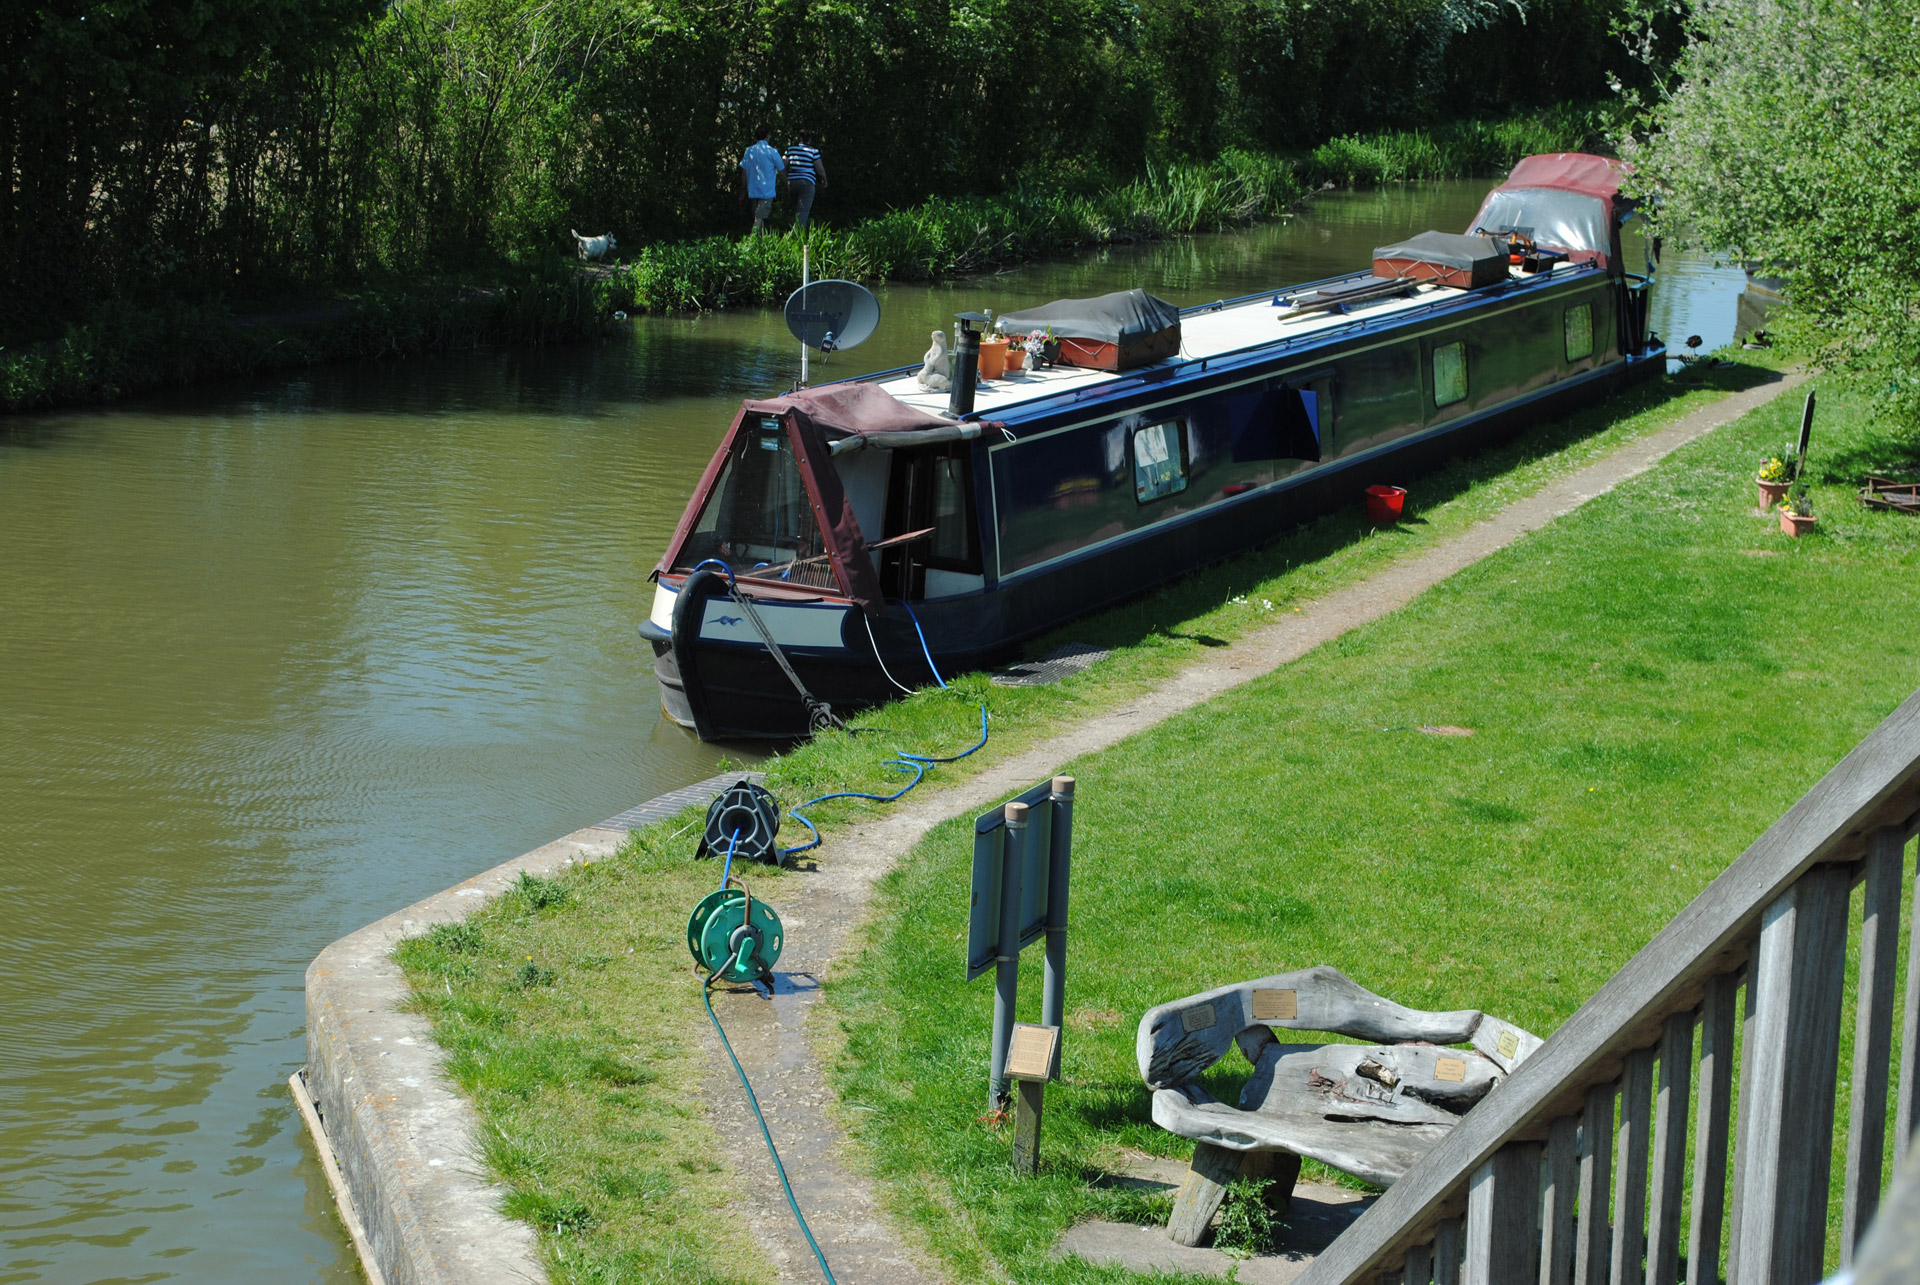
[782,130,828,231]
[739,126,784,233]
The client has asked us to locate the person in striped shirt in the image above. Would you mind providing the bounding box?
[783,131,828,230]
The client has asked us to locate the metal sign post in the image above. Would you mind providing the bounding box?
[968,775,1075,1108]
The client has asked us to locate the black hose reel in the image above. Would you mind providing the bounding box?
[697,779,783,866]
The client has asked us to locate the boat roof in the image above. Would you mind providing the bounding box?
[873,258,1594,423]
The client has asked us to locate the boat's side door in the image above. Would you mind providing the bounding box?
[879,445,981,600]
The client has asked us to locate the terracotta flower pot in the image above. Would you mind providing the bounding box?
[1780,510,1817,537]
[1005,345,1027,373]
[977,337,1009,380]
[1757,478,1791,510]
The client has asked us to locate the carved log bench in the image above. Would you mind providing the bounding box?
[1135,966,1541,1247]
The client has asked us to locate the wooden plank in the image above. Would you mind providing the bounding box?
[1011,1078,1044,1175]
[1167,1140,1243,1247]
[1687,976,1737,1285]
[1405,1240,1435,1285]
[1732,865,1852,1283]
[1465,1143,1541,1285]
[1844,827,1904,1262]
[1897,834,1920,1171]
[1575,1083,1613,1285]
[1434,1216,1464,1285]
[1610,1048,1654,1285]
[1646,1013,1691,1285]
[1727,971,1758,1285]
[1292,691,1920,1285]
[1540,1115,1578,1285]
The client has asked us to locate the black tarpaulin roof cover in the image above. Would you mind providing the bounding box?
[997,288,1180,343]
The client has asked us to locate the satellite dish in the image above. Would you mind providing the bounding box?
[784,279,879,352]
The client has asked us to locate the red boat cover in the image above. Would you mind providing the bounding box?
[1498,153,1630,218]
[658,384,956,615]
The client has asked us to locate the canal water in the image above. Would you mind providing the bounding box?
[0,180,1753,1282]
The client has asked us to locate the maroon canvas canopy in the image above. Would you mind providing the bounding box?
[657,384,960,615]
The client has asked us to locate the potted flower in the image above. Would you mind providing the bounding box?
[1004,332,1028,373]
[1023,326,1059,367]
[1779,488,1817,537]
[1757,456,1793,510]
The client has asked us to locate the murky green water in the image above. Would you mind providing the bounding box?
[0,181,1753,1282]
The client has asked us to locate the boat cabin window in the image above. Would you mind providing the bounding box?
[1133,420,1189,503]
[1564,303,1594,361]
[1432,342,1467,408]
[1471,188,1611,261]
[677,415,837,589]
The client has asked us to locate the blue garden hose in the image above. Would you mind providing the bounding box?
[780,599,987,857]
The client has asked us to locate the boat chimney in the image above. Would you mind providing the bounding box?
[949,311,987,418]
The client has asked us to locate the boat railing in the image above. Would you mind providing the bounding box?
[1296,685,1920,1285]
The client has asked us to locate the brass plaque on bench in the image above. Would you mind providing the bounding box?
[1252,988,1298,1021]
[1497,1028,1519,1060]
[1434,1056,1467,1083]
[1181,1004,1216,1033]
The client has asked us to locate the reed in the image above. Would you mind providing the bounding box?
[616,104,1616,316]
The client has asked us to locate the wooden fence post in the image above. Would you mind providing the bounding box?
[1541,1115,1580,1285]
[1575,1083,1614,1285]
[1733,865,1851,1283]
[1688,975,1737,1285]
[1611,1047,1654,1285]
[1844,828,1905,1261]
[1646,1012,1691,1285]
[1465,1142,1541,1285]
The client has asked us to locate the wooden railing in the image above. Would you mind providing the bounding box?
[1299,689,1920,1285]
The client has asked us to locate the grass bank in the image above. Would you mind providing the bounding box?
[618,103,1617,313]
[386,354,1822,1282]
[0,263,621,415]
[827,375,1920,1280]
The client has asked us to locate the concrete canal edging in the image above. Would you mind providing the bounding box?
[296,773,763,1285]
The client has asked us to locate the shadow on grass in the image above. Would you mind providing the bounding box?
[1006,360,1782,666]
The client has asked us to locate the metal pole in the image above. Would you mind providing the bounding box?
[990,800,1028,1108]
[800,244,810,387]
[1040,776,1074,1079]
[949,315,982,418]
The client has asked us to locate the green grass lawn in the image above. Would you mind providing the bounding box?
[825,377,1920,1283]
[388,353,1862,1284]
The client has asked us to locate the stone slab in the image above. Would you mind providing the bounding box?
[1056,1179,1373,1282]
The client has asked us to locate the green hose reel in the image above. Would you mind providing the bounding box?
[686,885,784,982]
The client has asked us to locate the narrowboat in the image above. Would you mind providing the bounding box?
[642,153,1664,741]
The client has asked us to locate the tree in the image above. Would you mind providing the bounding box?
[1625,0,1920,420]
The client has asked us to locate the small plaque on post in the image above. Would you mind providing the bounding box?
[1005,1023,1060,1082]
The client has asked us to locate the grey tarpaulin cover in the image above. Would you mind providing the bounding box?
[997,288,1180,345]
[1372,231,1505,271]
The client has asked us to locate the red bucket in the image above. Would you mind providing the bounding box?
[1365,484,1407,523]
